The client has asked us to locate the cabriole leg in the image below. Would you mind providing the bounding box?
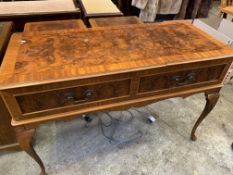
[15,126,46,175]
[191,90,220,141]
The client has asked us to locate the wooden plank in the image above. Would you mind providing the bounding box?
[0,0,78,16]
[79,0,122,17]
[89,16,142,28]
[24,19,87,34]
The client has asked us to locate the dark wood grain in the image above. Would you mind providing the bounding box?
[16,79,130,114]
[16,23,221,73]
[138,64,225,93]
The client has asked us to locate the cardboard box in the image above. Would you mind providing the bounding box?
[193,18,233,84]
[193,18,233,47]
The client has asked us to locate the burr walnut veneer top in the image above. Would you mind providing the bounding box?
[1,21,233,89]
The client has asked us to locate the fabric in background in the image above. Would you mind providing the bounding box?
[130,0,213,21]
[158,0,183,14]
[132,0,159,22]
[176,0,213,19]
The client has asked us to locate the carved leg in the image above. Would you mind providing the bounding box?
[191,90,220,141]
[15,126,46,175]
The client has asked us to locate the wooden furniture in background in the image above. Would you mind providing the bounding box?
[0,0,81,31]
[89,16,142,27]
[79,0,123,26]
[220,6,233,19]
[0,21,233,174]
[220,0,233,7]
[0,96,19,150]
[24,19,86,33]
[0,19,86,151]
[0,22,13,65]
[0,21,19,151]
[219,0,233,20]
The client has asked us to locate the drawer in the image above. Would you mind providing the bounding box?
[15,79,131,114]
[138,65,225,93]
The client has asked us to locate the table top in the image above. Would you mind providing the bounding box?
[1,21,233,90]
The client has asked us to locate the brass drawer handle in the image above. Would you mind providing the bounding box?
[171,72,196,86]
[64,90,94,104]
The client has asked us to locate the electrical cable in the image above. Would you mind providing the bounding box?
[99,110,143,144]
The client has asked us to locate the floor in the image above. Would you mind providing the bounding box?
[1,2,233,175]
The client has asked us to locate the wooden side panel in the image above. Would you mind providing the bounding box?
[0,96,19,150]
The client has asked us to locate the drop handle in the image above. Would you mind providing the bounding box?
[171,73,196,86]
[65,90,94,104]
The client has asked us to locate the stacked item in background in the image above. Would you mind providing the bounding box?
[193,17,233,84]
[0,0,80,31]
[78,0,123,25]
[115,0,213,22]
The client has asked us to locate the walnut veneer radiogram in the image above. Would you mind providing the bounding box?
[0,21,233,175]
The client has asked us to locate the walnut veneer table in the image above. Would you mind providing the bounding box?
[1,21,233,175]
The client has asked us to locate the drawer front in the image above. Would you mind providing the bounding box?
[16,79,131,114]
[138,65,225,93]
